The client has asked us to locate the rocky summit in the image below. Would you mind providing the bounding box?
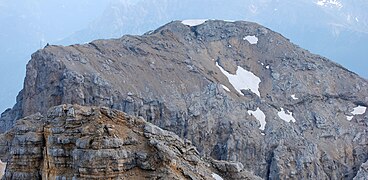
[0,20,367,179]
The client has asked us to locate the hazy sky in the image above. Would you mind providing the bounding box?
[0,0,110,112]
[0,0,367,112]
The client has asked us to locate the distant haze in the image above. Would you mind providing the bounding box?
[0,0,367,112]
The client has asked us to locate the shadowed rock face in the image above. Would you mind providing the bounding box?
[0,104,260,179]
[354,160,368,180]
[0,20,367,179]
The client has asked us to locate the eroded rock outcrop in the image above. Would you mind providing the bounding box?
[354,160,368,180]
[1,104,259,179]
[1,20,367,179]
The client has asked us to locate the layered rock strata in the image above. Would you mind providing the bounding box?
[0,104,260,179]
[1,20,367,179]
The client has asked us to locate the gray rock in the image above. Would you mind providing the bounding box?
[1,105,255,179]
[1,20,367,179]
[354,160,368,180]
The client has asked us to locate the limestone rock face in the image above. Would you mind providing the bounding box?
[1,104,257,179]
[354,160,368,180]
[0,112,44,179]
[1,20,368,179]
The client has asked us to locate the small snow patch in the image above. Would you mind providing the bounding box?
[216,62,261,97]
[346,116,353,121]
[260,62,269,69]
[351,106,367,115]
[316,0,343,8]
[221,84,230,92]
[248,107,266,130]
[346,105,367,121]
[278,108,296,123]
[212,173,224,180]
[181,19,207,26]
[243,35,258,44]
[291,94,298,100]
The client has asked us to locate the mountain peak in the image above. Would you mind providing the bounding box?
[1,20,367,179]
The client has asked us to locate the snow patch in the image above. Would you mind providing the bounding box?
[278,108,296,123]
[181,19,207,26]
[260,62,270,69]
[346,105,367,121]
[316,0,343,8]
[248,107,266,131]
[291,94,298,100]
[243,35,258,44]
[212,173,223,180]
[351,106,367,115]
[346,116,353,121]
[221,84,230,92]
[216,62,261,97]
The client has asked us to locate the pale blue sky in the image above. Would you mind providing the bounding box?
[0,0,367,112]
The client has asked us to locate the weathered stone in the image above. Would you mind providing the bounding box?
[0,20,367,179]
[354,160,368,180]
[0,105,257,179]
